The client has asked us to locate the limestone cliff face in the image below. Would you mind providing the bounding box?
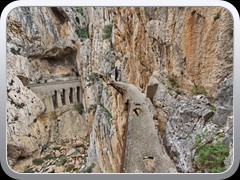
[79,7,233,173]
[7,7,88,169]
[114,7,233,96]
[7,6,233,173]
[77,7,126,172]
[76,7,232,173]
[7,6,125,173]
[112,7,233,172]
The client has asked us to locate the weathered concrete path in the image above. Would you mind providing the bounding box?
[110,81,177,173]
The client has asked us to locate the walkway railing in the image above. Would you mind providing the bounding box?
[27,80,81,113]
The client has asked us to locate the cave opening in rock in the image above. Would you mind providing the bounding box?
[29,47,78,83]
[51,7,68,24]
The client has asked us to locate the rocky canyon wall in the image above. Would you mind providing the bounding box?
[114,7,233,96]
[112,7,233,172]
[6,6,233,173]
[7,7,88,171]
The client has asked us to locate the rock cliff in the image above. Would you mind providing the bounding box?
[7,7,233,173]
[7,7,88,171]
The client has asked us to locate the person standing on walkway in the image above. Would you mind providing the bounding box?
[115,66,118,81]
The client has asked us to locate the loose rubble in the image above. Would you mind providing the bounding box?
[21,140,91,173]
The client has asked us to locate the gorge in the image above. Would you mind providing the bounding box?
[6,7,233,173]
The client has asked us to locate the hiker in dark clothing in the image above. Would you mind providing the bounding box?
[115,66,118,81]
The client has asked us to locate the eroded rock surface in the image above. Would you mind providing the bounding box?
[7,7,233,173]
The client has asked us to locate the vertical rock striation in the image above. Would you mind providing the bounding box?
[7,6,233,173]
[7,7,87,170]
[113,7,233,96]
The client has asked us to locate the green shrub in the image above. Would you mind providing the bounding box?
[196,142,229,173]
[83,163,95,173]
[167,74,179,88]
[213,12,221,21]
[76,103,84,115]
[104,108,112,118]
[85,73,99,86]
[99,104,112,118]
[66,164,75,172]
[88,104,97,113]
[75,27,89,39]
[44,154,55,160]
[75,7,83,15]
[175,88,183,95]
[86,73,99,83]
[84,166,93,173]
[209,105,217,112]
[23,168,34,173]
[32,158,44,165]
[194,134,202,148]
[55,156,67,166]
[166,74,184,94]
[53,146,61,151]
[102,24,113,39]
[191,86,207,96]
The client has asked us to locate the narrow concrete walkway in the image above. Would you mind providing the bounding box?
[110,81,177,173]
[27,79,80,88]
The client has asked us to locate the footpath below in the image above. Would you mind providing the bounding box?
[111,81,177,173]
